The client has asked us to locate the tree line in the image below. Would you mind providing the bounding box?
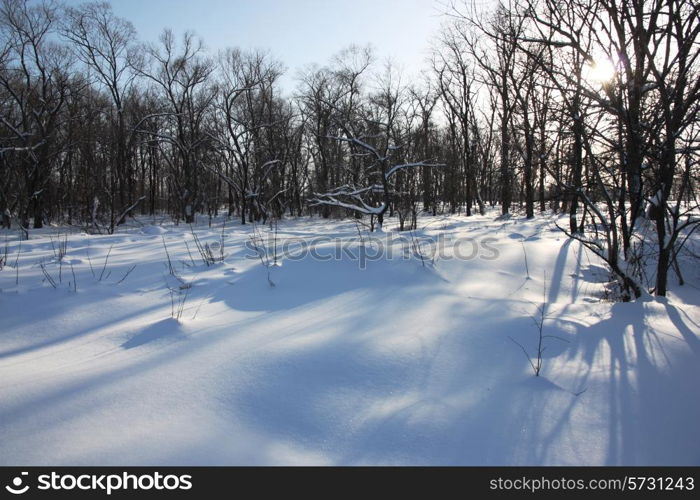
[1,0,699,298]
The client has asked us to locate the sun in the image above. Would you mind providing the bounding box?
[587,58,616,83]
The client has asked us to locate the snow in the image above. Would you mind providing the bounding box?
[0,212,699,465]
[141,225,169,236]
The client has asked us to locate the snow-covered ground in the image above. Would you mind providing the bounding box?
[1,211,699,465]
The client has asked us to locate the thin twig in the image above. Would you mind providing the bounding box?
[521,241,530,279]
[14,239,21,285]
[162,237,174,275]
[117,264,137,284]
[40,261,57,289]
[70,263,77,292]
[98,245,113,282]
[86,241,96,278]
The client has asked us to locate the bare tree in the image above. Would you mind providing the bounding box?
[313,61,444,230]
[0,0,71,229]
[136,30,215,223]
[62,1,141,231]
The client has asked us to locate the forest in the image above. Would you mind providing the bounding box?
[1,0,699,303]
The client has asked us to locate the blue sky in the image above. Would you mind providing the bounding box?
[64,0,448,93]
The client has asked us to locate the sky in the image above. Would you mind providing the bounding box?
[63,0,450,94]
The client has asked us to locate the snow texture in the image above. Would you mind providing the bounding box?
[0,211,699,465]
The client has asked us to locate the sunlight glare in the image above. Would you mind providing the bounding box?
[588,58,616,83]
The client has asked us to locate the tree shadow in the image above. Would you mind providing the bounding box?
[215,297,593,465]
[212,252,438,312]
[663,302,700,357]
[565,301,700,464]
